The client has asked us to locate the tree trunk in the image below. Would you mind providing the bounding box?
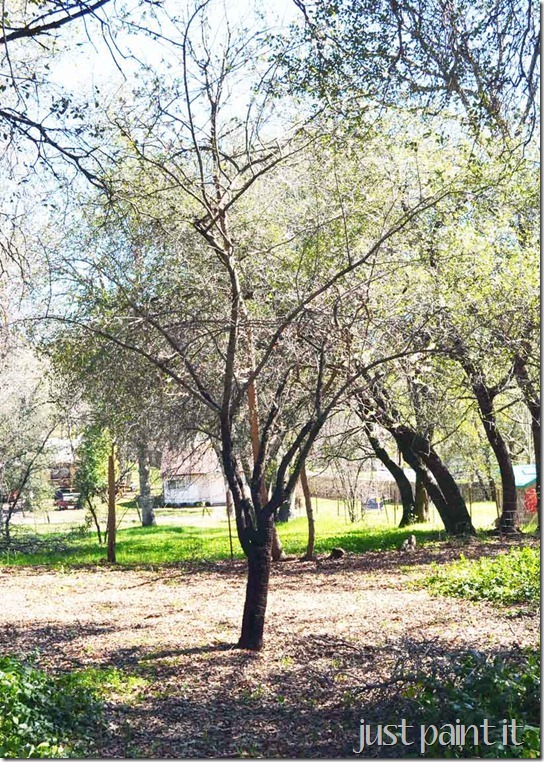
[107,448,116,563]
[513,351,540,528]
[531,412,540,530]
[225,484,234,561]
[276,494,293,523]
[238,517,274,651]
[137,440,156,527]
[393,427,474,535]
[271,524,286,560]
[475,470,491,501]
[395,441,449,527]
[473,390,518,532]
[414,473,429,522]
[300,464,315,560]
[86,496,103,544]
[364,427,417,526]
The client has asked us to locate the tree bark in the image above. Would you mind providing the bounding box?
[392,426,474,534]
[271,524,286,560]
[300,464,315,560]
[238,516,274,650]
[137,440,156,527]
[86,496,103,544]
[414,473,429,522]
[276,494,293,523]
[107,448,116,563]
[471,385,518,532]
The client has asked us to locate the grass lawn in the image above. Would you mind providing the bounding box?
[1,498,519,568]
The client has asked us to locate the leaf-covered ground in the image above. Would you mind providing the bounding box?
[0,538,539,758]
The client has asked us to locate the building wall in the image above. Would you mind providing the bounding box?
[164,473,225,506]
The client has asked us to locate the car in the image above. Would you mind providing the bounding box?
[54,489,82,509]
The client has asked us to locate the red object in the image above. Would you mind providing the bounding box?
[524,487,537,513]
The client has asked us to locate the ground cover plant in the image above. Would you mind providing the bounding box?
[421,546,540,606]
[0,657,144,758]
[412,649,540,758]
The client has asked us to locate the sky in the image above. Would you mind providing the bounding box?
[51,0,301,98]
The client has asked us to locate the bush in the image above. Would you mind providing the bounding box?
[0,657,138,758]
[421,546,539,605]
[412,649,540,757]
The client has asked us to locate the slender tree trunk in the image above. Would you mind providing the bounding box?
[238,516,274,650]
[107,447,116,563]
[137,440,156,527]
[364,426,417,526]
[86,497,103,544]
[300,464,315,560]
[247,374,286,561]
[225,484,234,561]
[475,470,491,501]
[414,473,429,522]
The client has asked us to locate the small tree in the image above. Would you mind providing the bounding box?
[74,425,112,544]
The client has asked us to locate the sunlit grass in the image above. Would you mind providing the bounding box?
[0,499,507,568]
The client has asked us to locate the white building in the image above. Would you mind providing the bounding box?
[162,446,225,506]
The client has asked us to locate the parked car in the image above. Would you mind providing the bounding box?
[54,488,82,509]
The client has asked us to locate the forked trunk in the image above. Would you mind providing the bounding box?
[393,428,474,535]
[238,517,274,651]
[421,448,473,533]
[363,426,417,527]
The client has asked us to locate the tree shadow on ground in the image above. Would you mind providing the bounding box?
[86,634,537,758]
[271,535,538,579]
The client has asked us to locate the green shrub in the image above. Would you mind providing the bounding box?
[0,657,137,758]
[421,547,539,605]
[412,650,540,757]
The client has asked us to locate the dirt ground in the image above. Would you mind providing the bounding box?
[1,539,539,758]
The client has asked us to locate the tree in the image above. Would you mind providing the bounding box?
[74,424,112,543]
[35,1,480,650]
[0,0,115,188]
[354,379,475,535]
[286,0,539,140]
[0,334,57,540]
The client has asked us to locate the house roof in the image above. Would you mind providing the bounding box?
[513,464,537,488]
[162,445,222,478]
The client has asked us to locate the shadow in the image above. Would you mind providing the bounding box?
[137,642,236,660]
[272,534,539,579]
[87,635,539,758]
[1,591,538,759]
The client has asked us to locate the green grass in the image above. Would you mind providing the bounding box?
[421,546,540,605]
[0,499,510,568]
[0,657,146,758]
